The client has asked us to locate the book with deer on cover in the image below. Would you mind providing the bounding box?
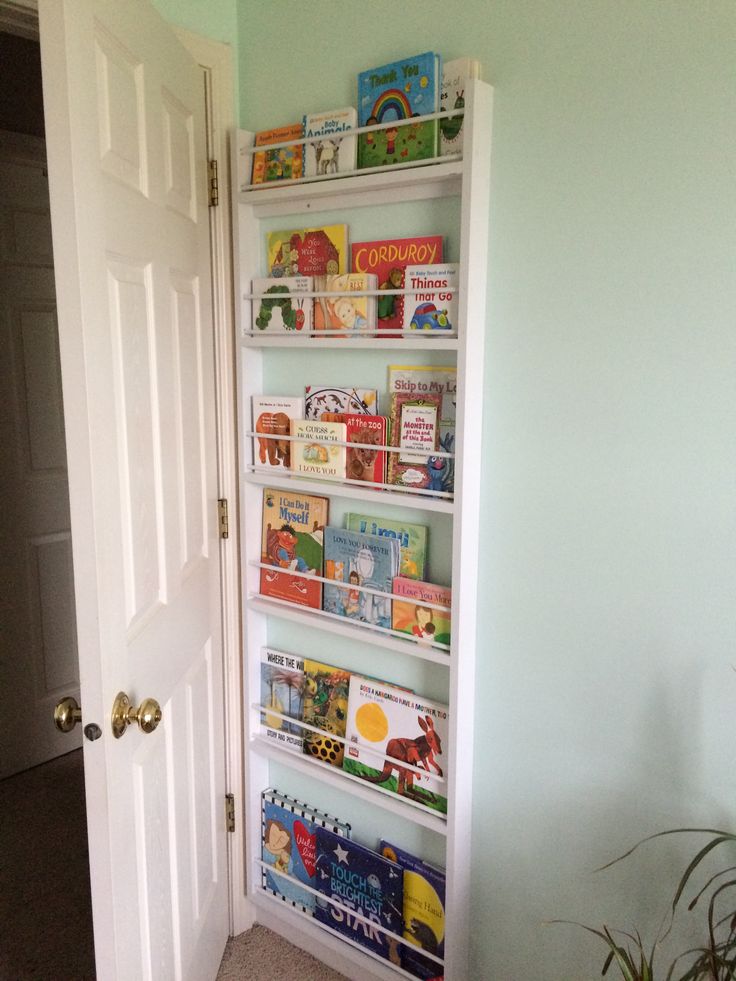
[343,677,449,814]
[260,488,328,610]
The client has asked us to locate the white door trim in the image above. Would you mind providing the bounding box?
[170,28,250,939]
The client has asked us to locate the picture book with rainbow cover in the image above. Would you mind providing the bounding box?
[315,827,404,961]
[260,488,328,610]
[251,122,304,184]
[391,577,451,649]
[302,659,351,768]
[343,675,449,814]
[323,527,400,630]
[261,788,350,915]
[344,513,428,581]
[357,52,441,169]
[351,236,443,336]
[260,647,305,752]
[378,840,446,979]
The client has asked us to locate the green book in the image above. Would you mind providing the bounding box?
[344,512,428,580]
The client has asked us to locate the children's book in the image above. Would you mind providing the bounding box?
[343,676,449,814]
[402,263,458,333]
[343,414,388,485]
[345,514,428,581]
[315,827,404,961]
[357,52,441,170]
[251,395,304,471]
[387,392,442,490]
[302,659,351,767]
[251,276,313,334]
[351,236,443,336]
[303,106,357,177]
[392,578,451,648]
[261,788,350,914]
[323,527,400,630]
[305,385,377,419]
[388,365,457,494]
[379,840,446,979]
[440,57,481,157]
[267,225,349,279]
[313,273,377,336]
[251,122,304,184]
[291,418,347,480]
[260,488,328,609]
[260,647,305,752]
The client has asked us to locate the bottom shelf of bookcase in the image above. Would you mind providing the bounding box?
[251,735,448,835]
[252,889,420,981]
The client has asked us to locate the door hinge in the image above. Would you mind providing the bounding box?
[218,498,229,540]
[225,793,235,833]
[208,159,219,207]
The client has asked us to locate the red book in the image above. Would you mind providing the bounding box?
[350,235,443,336]
[343,413,388,484]
[260,488,329,610]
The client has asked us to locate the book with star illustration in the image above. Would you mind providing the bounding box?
[261,789,350,915]
[315,827,404,960]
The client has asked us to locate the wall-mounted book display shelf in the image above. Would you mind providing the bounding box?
[232,77,493,981]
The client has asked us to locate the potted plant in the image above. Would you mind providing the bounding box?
[553,828,736,979]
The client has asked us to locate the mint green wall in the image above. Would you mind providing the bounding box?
[152,0,236,43]
[236,3,736,978]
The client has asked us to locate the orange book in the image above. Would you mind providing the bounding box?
[251,122,304,185]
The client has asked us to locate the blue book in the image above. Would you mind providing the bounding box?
[261,789,350,915]
[379,841,446,979]
[315,828,403,961]
[323,527,400,629]
[357,52,442,169]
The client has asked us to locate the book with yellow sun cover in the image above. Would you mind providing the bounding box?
[342,675,449,814]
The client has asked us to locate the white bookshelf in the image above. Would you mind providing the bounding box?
[232,79,493,981]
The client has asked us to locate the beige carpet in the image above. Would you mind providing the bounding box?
[217,924,347,981]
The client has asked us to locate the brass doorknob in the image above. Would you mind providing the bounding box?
[54,696,82,733]
[111,691,162,739]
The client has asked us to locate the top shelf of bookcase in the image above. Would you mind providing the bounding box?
[235,157,463,219]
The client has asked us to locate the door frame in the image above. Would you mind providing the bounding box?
[1,0,249,943]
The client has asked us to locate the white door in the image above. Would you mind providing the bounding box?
[38,1,229,978]
[0,130,81,778]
